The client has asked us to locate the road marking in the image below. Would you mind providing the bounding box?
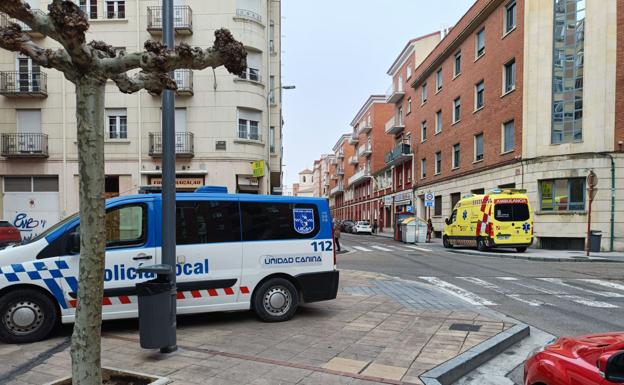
[577,279,624,293]
[371,245,393,252]
[405,245,433,252]
[352,246,372,252]
[457,277,545,307]
[419,277,497,306]
[496,277,519,281]
[505,280,618,309]
[538,278,624,298]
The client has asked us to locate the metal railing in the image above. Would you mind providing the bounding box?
[0,71,47,96]
[147,6,193,33]
[337,166,344,175]
[174,69,193,95]
[385,143,412,164]
[237,125,263,142]
[149,132,194,157]
[1,133,48,157]
[238,68,263,83]
[348,166,371,186]
[330,184,344,196]
[235,8,263,24]
[348,155,359,165]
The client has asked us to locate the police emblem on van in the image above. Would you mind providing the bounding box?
[293,208,315,234]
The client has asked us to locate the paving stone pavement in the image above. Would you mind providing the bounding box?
[0,270,514,385]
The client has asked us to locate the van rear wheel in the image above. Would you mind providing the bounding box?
[253,278,299,322]
[443,236,453,249]
[0,289,57,344]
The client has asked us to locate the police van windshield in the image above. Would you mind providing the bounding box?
[24,212,78,244]
[494,204,530,222]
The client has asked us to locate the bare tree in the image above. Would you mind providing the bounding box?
[0,1,246,384]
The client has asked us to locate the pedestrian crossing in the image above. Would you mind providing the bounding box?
[344,242,432,253]
[417,276,624,309]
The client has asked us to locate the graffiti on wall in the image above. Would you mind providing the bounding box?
[12,212,48,241]
[3,193,59,242]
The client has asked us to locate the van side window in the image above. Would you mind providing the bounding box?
[240,202,320,241]
[106,205,146,247]
[176,201,241,244]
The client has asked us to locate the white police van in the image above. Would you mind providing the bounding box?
[0,188,339,343]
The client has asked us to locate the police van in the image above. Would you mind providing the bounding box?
[443,189,534,252]
[0,188,339,343]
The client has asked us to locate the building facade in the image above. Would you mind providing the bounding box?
[292,168,314,197]
[0,0,283,239]
[320,0,624,251]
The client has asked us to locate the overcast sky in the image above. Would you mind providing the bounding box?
[281,0,476,186]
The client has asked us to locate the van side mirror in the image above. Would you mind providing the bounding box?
[69,232,80,254]
[598,351,624,383]
[445,218,450,225]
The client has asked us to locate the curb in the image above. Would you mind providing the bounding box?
[449,249,624,263]
[420,323,530,385]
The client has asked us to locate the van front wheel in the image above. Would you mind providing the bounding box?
[443,236,453,249]
[253,278,299,322]
[0,289,57,344]
[477,238,489,252]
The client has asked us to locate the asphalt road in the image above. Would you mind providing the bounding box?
[337,233,624,339]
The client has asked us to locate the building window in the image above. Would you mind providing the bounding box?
[539,178,585,211]
[269,126,275,153]
[475,80,485,110]
[435,110,442,134]
[421,158,427,179]
[106,108,127,139]
[452,143,460,169]
[407,65,413,79]
[453,97,461,123]
[474,133,484,161]
[407,97,412,114]
[269,76,276,105]
[435,68,443,91]
[505,0,517,34]
[269,21,276,54]
[237,108,261,141]
[476,28,485,58]
[502,120,515,153]
[454,51,461,77]
[421,83,428,104]
[435,151,441,175]
[106,0,125,19]
[79,0,97,19]
[421,121,427,142]
[504,59,516,93]
[434,196,442,216]
[552,0,585,144]
[240,51,262,82]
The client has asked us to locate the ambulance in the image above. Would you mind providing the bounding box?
[443,189,533,252]
[0,189,339,343]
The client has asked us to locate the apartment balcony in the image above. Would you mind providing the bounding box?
[348,155,359,165]
[149,132,194,158]
[348,133,358,145]
[358,122,372,134]
[386,83,405,104]
[0,10,45,37]
[147,6,193,35]
[361,142,372,157]
[331,174,338,180]
[385,143,412,166]
[348,167,371,187]
[330,184,344,196]
[336,152,344,159]
[0,72,47,98]
[336,167,344,175]
[1,133,48,158]
[234,8,264,25]
[385,116,405,135]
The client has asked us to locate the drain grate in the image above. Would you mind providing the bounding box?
[449,323,482,332]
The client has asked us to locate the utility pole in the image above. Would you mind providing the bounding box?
[585,170,597,257]
[161,0,177,353]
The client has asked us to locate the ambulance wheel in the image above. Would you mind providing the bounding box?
[253,278,299,322]
[443,236,453,249]
[516,247,527,253]
[0,289,58,344]
[477,238,489,252]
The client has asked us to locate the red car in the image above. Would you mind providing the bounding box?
[0,221,21,247]
[525,333,624,385]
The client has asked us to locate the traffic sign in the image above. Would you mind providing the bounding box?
[424,192,435,208]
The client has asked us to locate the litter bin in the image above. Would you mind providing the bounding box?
[136,265,176,350]
[589,230,602,252]
[401,218,416,243]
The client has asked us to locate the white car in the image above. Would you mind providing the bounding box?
[352,221,372,234]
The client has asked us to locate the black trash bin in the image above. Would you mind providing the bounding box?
[136,266,176,349]
[589,230,602,252]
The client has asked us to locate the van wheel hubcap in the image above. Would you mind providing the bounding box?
[263,287,291,316]
[4,301,44,335]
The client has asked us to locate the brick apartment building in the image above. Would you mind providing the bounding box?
[312,0,624,251]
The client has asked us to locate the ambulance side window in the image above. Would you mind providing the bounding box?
[450,210,457,224]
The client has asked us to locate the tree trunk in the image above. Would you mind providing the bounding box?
[70,79,107,385]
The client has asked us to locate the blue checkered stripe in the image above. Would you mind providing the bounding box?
[0,260,77,309]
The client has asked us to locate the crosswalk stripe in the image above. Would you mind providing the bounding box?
[577,279,624,293]
[419,277,497,306]
[457,277,545,307]
[495,277,519,281]
[405,245,433,252]
[538,278,624,298]
[504,280,618,309]
[352,246,372,252]
[371,245,393,252]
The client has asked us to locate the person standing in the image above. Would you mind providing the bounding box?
[334,222,341,251]
[372,219,378,234]
[427,218,434,243]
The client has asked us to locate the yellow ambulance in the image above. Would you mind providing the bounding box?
[443,189,534,252]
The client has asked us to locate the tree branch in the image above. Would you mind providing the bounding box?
[110,71,177,95]
[0,0,61,40]
[0,24,72,73]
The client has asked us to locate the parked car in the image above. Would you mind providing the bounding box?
[341,220,355,233]
[352,221,372,235]
[0,221,21,248]
[525,332,624,385]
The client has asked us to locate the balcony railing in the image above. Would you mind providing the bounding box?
[385,143,412,165]
[147,6,193,35]
[1,133,48,158]
[149,132,194,158]
[386,82,405,104]
[362,142,372,157]
[0,72,47,97]
[148,69,193,96]
[0,10,46,37]
[348,155,359,165]
[348,167,371,186]
[330,184,344,196]
[336,152,344,159]
[348,133,358,145]
[336,167,344,175]
[385,116,405,135]
[358,122,372,134]
[235,8,263,24]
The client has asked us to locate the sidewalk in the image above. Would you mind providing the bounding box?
[0,271,514,385]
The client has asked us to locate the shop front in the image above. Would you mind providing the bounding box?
[143,175,205,193]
